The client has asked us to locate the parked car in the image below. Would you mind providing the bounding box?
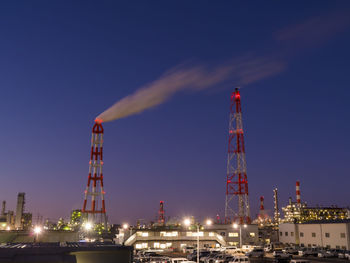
[202,252,220,263]
[273,250,292,259]
[241,245,253,252]
[264,244,272,252]
[282,247,298,255]
[245,248,264,258]
[168,258,189,263]
[344,250,350,259]
[224,246,238,255]
[183,246,195,254]
[227,256,249,262]
[273,258,291,263]
[338,250,347,258]
[330,249,341,257]
[214,254,232,263]
[298,248,317,257]
[188,251,211,262]
[318,250,336,258]
[222,256,234,263]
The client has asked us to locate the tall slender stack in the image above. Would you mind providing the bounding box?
[259,196,265,217]
[82,120,107,225]
[158,201,165,225]
[296,181,301,206]
[273,188,280,225]
[225,88,250,224]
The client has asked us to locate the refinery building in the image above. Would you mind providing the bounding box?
[118,223,259,251]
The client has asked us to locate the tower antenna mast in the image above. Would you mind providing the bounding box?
[225,88,250,224]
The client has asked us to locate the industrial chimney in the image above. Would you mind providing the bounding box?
[1,201,5,216]
[273,188,279,225]
[15,193,25,230]
[158,201,165,225]
[296,181,301,205]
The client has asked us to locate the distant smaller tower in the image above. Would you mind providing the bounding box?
[260,196,265,212]
[15,193,25,230]
[158,201,165,225]
[1,201,5,216]
[259,196,265,219]
[216,214,221,224]
[296,181,301,206]
[273,188,280,225]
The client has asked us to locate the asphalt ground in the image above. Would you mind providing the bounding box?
[161,252,350,263]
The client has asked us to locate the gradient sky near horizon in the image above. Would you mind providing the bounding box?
[0,1,350,224]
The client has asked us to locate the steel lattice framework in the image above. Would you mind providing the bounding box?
[225,88,251,224]
[82,121,107,225]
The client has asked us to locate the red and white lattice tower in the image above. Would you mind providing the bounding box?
[225,88,251,224]
[296,181,301,206]
[82,120,107,225]
[158,201,165,225]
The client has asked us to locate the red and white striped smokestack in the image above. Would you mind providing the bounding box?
[296,181,301,204]
[260,196,264,211]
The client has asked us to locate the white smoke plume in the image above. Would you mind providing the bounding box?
[96,56,285,123]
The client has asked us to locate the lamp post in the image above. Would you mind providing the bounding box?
[33,226,42,243]
[184,218,212,263]
[233,223,247,248]
[83,222,93,242]
[121,223,130,244]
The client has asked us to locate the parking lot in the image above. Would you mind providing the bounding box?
[135,247,350,263]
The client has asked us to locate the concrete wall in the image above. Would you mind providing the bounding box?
[0,230,80,243]
[279,223,297,244]
[279,222,350,249]
[299,223,349,249]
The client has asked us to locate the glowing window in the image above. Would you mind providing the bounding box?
[160,231,178,237]
[250,232,255,237]
[135,243,148,249]
[137,232,149,237]
[209,232,215,237]
[229,232,239,237]
[154,242,160,248]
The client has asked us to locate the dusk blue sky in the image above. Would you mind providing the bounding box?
[0,1,349,224]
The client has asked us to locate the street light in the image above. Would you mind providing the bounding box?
[84,222,93,231]
[184,218,212,263]
[183,218,191,226]
[33,226,42,242]
[233,223,247,248]
[122,223,129,230]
